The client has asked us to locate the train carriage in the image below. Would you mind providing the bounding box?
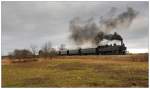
[58,42,127,55]
[59,50,68,55]
[69,50,79,55]
[81,48,97,55]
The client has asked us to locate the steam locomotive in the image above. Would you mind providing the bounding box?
[58,41,126,55]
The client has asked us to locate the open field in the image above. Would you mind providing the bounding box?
[2,54,148,87]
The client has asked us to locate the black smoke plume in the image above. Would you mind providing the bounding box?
[69,7,138,46]
[95,32,123,45]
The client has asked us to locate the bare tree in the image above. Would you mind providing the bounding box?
[10,49,33,61]
[39,41,58,59]
[8,52,13,59]
[39,41,52,58]
[42,41,52,53]
[60,44,66,50]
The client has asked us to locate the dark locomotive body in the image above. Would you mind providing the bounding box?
[58,42,127,55]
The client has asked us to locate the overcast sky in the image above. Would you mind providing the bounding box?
[2,1,149,55]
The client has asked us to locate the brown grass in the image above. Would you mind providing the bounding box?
[2,53,148,87]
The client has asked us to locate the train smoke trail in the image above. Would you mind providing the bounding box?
[69,7,138,46]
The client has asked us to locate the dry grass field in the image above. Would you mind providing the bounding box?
[2,54,148,87]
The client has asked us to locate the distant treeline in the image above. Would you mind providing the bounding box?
[3,41,62,60]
